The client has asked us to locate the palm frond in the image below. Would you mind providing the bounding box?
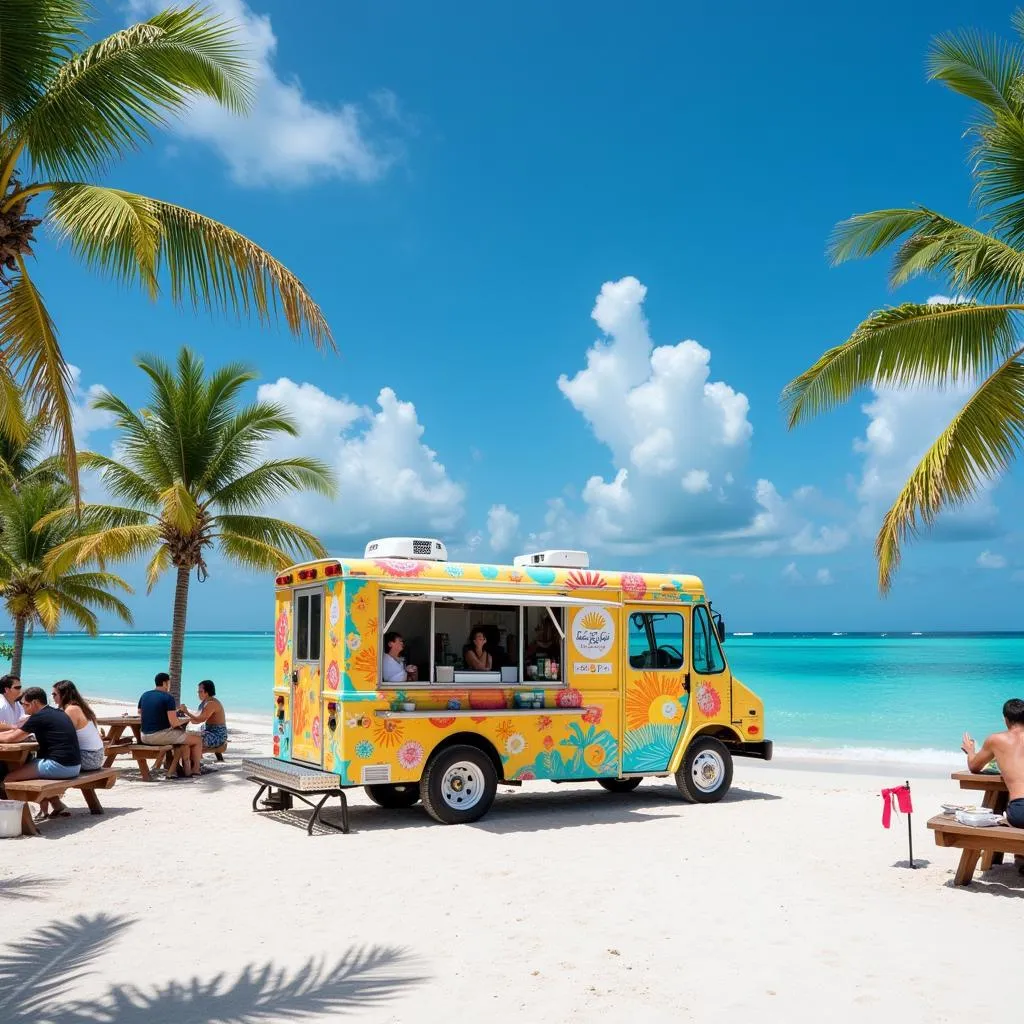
[11,6,253,180]
[874,354,1024,592]
[77,452,161,506]
[215,514,329,560]
[0,360,30,448]
[144,544,172,593]
[198,402,303,492]
[47,523,161,569]
[210,458,336,511]
[927,28,1024,113]
[782,302,1021,427]
[828,208,935,264]
[55,577,134,623]
[216,531,299,573]
[159,481,199,533]
[0,258,78,496]
[0,0,86,127]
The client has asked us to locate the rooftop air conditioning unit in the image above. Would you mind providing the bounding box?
[364,537,448,561]
[513,549,590,569]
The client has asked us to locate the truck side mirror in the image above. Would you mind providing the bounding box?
[715,617,726,643]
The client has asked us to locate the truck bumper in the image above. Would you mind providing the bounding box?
[733,740,773,761]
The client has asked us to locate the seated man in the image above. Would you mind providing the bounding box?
[0,686,81,819]
[178,679,228,753]
[139,672,204,778]
[0,674,26,727]
[962,696,1024,830]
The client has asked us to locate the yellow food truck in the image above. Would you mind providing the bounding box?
[270,538,771,824]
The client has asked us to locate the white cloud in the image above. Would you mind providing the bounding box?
[854,384,1000,541]
[815,567,834,586]
[486,505,520,554]
[129,0,395,186]
[556,276,754,547]
[256,378,464,537]
[782,562,833,587]
[68,365,115,448]
[977,550,1007,569]
[782,562,802,584]
[927,294,969,305]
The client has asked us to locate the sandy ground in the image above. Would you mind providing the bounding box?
[1,703,1020,1024]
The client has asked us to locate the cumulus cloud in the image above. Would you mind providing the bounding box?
[255,378,464,538]
[782,562,802,584]
[977,551,1007,569]
[129,0,396,186]
[487,505,520,554]
[556,277,755,547]
[782,562,834,586]
[68,365,116,448]
[854,384,1000,541]
[815,567,834,585]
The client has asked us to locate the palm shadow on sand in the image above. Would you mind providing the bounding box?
[0,915,423,1024]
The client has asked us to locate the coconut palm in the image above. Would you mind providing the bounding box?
[0,2,333,497]
[0,387,64,491]
[46,347,335,698]
[0,480,132,675]
[782,16,1024,593]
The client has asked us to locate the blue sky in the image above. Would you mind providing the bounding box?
[27,0,1024,631]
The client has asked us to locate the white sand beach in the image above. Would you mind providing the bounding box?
[2,703,1020,1024]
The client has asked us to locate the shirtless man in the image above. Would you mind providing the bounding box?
[961,697,1024,829]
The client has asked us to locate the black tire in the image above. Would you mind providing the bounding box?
[363,783,421,808]
[598,777,643,793]
[674,737,733,803]
[420,744,498,824]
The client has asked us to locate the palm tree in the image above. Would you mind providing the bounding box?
[47,347,335,699]
[0,2,333,497]
[0,480,132,675]
[782,15,1024,593]
[0,387,64,491]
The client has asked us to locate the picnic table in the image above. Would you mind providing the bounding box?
[0,740,37,766]
[927,771,1018,885]
[96,715,142,744]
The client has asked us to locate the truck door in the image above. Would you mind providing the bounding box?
[690,603,730,723]
[291,586,325,766]
[622,606,690,773]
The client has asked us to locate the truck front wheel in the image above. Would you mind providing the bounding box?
[420,744,497,824]
[675,737,733,803]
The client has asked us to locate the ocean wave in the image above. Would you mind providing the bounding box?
[774,743,961,767]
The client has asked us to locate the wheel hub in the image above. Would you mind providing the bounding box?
[441,762,482,810]
[691,750,724,792]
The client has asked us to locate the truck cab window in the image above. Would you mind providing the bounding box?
[628,612,684,670]
[693,605,726,674]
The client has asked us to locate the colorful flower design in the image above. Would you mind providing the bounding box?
[480,565,499,580]
[585,743,607,768]
[397,741,424,769]
[275,608,289,654]
[374,559,425,577]
[444,564,464,577]
[446,698,463,711]
[505,733,526,756]
[515,768,537,781]
[311,716,322,748]
[566,569,607,590]
[526,567,555,585]
[329,595,340,627]
[326,660,340,690]
[374,719,404,748]
[537,715,553,730]
[620,572,647,600]
[346,632,362,651]
[582,706,603,725]
[696,683,722,717]
[543,735,554,750]
[355,740,374,758]
[496,719,515,743]
[625,673,685,730]
[429,716,457,728]
[558,722,619,777]
[556,688,583,708]
[350,647,378,683]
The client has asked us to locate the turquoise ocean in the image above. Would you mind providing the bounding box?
[9,631,1023,766]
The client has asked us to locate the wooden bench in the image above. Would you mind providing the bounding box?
[204,742,227,763]
[927,814,1024,885]
[3,768,120,836]
[103,742,185,781]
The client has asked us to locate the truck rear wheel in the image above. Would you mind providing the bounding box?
[675,737,733,803]
[598,778,643,793]
[420,744,497,824]
[364,783,420,808]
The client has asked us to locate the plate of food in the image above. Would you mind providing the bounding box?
[955,809,1002,827]
[941,802,975,814]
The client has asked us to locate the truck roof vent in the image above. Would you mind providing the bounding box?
[364,537,448,561]
[512,549,590,569]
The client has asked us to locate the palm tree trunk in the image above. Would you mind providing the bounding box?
[167,565,191,702]
[10,616,25,678]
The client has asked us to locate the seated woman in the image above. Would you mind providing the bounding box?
[464,627,493,671]
[382,632,419,683]
[52,679,105,772]
[178,679,228,751]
